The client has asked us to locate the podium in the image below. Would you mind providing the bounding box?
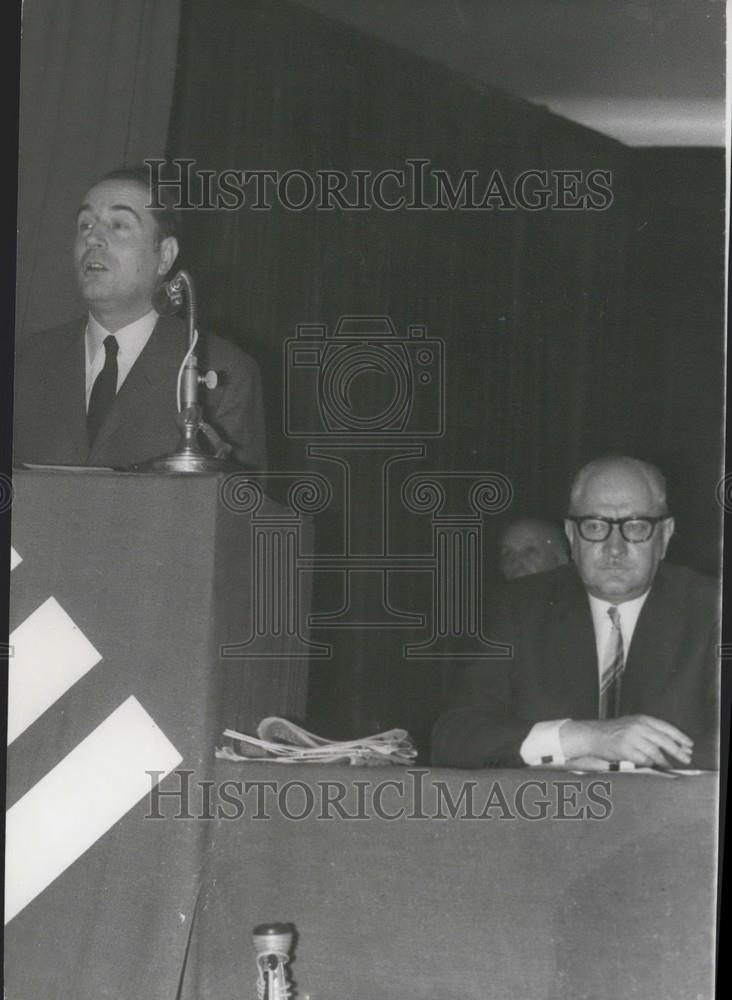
[5,469,312,1000]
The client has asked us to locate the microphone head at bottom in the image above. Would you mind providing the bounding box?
[252,923,295,956]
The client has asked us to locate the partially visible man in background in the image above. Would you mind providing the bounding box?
[14,167,266,470]
[499,517,569,581]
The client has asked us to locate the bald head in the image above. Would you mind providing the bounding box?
[499,518,569,581]
[569,456,668,517]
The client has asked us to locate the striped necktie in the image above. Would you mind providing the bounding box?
[599,605,625,719]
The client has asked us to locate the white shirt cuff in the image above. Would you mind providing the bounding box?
[520,719,571,766]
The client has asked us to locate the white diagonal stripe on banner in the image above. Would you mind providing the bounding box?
[4,696,182,923]
[10,546,22,571]
[7,597,102,744]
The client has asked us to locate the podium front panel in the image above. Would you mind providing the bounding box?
[5,469,310,1000]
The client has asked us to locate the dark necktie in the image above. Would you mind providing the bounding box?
[599,605,625,719]
[87,335,119,444]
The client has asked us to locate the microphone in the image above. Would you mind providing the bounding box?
[134,268,237,472]
[252,924,294,1000]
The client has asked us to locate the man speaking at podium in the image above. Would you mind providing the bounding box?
[432,456,719,771]
[13,168,266,470]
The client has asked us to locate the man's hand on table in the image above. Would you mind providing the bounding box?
[559,715,693,768]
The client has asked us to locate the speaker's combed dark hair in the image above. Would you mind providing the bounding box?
[91,166,181,245]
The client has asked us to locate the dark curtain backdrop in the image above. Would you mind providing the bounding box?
[16,0,181,337]
[165,0,724,750]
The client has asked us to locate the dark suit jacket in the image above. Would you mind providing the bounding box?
[431,562,719,769]
[13,316,267,470]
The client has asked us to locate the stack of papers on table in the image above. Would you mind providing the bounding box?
[217,717,417,766]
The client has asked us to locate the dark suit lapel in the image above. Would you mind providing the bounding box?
[87,317,185,463]
[56,322,89,462]
[546,568,599,716]
[621,566,678,710]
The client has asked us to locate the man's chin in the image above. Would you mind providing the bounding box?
[591,573,641,602]
[77,274,110,297]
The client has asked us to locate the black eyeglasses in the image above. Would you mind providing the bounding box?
[567,516,671,543]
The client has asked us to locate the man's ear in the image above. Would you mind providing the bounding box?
[563,519,574,548]
[157,236,179,276]
[660,516,675,557]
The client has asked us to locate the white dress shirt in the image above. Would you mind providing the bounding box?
[520,588,651,764]
[85,310,159,410]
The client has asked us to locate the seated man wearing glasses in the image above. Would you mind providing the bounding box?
[432,456,719,770]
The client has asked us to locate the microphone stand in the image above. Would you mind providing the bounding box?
[135,271,240,473]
